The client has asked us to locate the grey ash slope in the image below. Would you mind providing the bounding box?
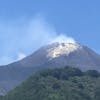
[0,42,100,95]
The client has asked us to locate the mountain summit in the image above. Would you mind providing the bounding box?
[0,42,100,95]
[19,42,100,70]
[46,42,82,59]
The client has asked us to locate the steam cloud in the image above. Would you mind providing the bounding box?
[51,34,76,44]
[0,14,76,65]
[17,53,26,61]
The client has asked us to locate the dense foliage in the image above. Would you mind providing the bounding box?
[1,66,100,100]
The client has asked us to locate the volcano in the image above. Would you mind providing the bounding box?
[0,42,100,95]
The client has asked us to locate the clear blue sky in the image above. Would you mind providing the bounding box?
[0,0,100,65]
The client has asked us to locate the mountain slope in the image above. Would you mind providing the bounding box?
[0,42,100,95]
[2,67,100,100]
[19,42,100,70]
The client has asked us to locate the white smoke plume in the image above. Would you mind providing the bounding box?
[51,34,76,44]
[0,14,76,65]
[17,53,26,61]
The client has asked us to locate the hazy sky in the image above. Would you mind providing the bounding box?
[0,0,100,65]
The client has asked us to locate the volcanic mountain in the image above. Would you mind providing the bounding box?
[18,42,100,70]
[0,42,100,95]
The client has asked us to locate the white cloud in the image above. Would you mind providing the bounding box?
[51,34,76,44]
[0,14,76,65]
[17,53,26,61]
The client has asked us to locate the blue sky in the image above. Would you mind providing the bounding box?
[0,0,100,65]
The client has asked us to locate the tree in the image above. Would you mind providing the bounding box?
[85,70,100,77]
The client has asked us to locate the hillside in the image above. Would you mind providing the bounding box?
[1,66,100,100]
[0,42,100,95]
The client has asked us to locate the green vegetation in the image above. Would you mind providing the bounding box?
[1,66,100,100]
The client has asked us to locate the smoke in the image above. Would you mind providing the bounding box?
[51,34,76,44]
[17,53,26,61]
[0,14,76,65]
